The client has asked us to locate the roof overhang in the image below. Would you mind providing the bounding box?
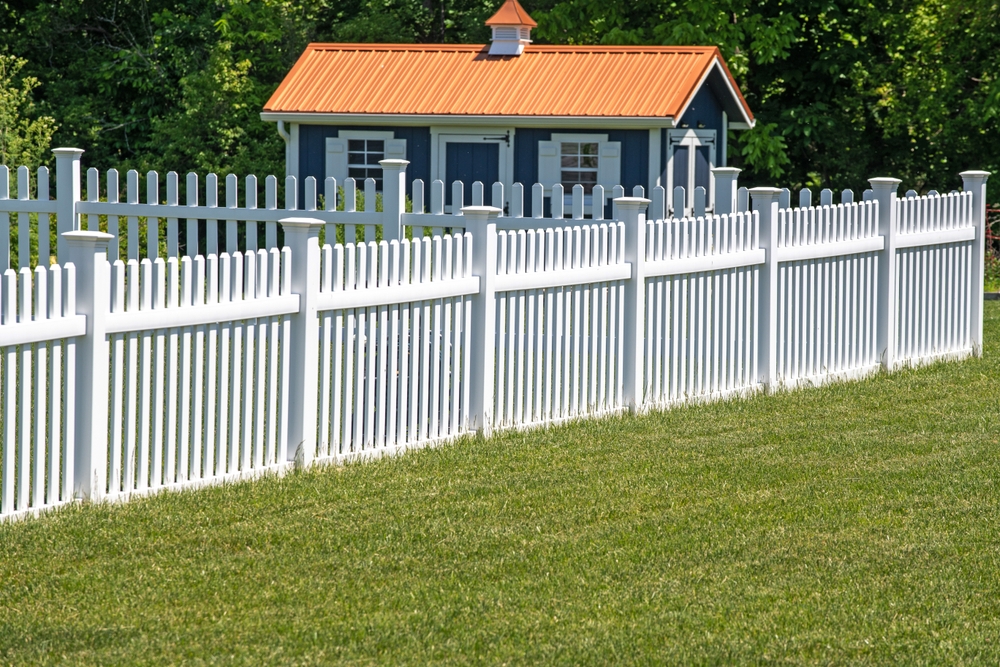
[260,112,678,129]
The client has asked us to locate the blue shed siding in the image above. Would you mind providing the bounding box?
[297,125,432,203]
[514,128,648,218]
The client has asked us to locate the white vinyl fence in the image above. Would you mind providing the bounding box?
[0,152,990,522]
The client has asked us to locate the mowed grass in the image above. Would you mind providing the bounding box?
[2,305,1000,665]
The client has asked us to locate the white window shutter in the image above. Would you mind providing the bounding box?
[386,139,407,159]
[597,141,621,193]
[537,140,560,191]
[325,138,348,183]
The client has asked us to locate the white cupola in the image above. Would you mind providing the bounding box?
[486,0,537,56]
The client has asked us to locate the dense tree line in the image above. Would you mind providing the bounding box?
[2,0,999,200]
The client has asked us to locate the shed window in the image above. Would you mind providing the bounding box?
[561,142,599,194]
[538,134,621,210]
[348,139,385,190]
[326,132,406,191]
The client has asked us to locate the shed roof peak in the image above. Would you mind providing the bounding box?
[485,0,537,28]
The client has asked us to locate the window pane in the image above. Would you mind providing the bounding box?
[348,152,366,163]
[369,140,384,152]
[560,139,601,196]
[348,140,365,151]
[367,152,384,165]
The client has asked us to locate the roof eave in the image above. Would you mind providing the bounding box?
[260,112,677,129]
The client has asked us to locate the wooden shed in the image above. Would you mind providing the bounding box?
[262,0,755,215]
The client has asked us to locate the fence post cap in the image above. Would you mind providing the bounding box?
[279,216,325,229]
[868,177,902,189]
[711,167,742,177]
[52,147,85,158]
[62,230,113,245]
[613,196,651,208]
[378,159,410,169]
[960,170,991,182]
[749,187,783,208]
[461,205,502,220]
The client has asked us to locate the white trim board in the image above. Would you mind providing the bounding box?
[263,112,677,129]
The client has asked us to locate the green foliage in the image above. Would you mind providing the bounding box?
[734,122,791,180]
[0,55,56,169]
[532,0,1000,199]
[1,0,999,201]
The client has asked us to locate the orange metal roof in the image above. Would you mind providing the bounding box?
[264,44,754,122]
[485,0,537,27]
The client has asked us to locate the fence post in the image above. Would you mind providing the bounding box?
[380,159,409,243]
[869,177,902,370]
[280,216,324,466]
[464,205,500,435]
[960,170,991,356]
[62,229,113,500]
[750,187,782,391]
[54,148,84,262]
[617,196,650,412]
[712,167,740,215]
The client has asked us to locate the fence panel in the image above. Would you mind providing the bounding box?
[0,165,57,270]
[0,264,83,520]
[644,211,762,404]
[315,233,478,459]
[773,200,882,386]
[894,191,976,365]
[492,222,629,427]
[403,179,631,236]
[103,248,297,498]
[78,170,390,261]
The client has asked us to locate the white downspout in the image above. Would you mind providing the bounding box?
[277,120,291,177]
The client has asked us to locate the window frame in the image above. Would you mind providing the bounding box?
[548,132,615,209]
[340,130,394,190]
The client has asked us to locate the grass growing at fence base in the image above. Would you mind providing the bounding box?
[2,303,1000,665]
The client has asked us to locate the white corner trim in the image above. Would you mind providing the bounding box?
[648,128,661,192]
[289,123,300,179]
[721,111,728,166]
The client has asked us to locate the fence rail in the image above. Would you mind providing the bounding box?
[0,153,990,522]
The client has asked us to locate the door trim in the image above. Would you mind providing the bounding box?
[430,126,515,212]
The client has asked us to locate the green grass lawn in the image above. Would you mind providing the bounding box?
[3,304,1000,665]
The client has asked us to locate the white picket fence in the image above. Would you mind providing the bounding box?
[0,152,990,522]
[2,151,977,272]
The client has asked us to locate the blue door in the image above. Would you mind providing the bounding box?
[445,142,500,207]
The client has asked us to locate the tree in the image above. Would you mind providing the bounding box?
[0,54,56,168]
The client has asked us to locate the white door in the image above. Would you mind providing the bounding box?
[666,129,717,214]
